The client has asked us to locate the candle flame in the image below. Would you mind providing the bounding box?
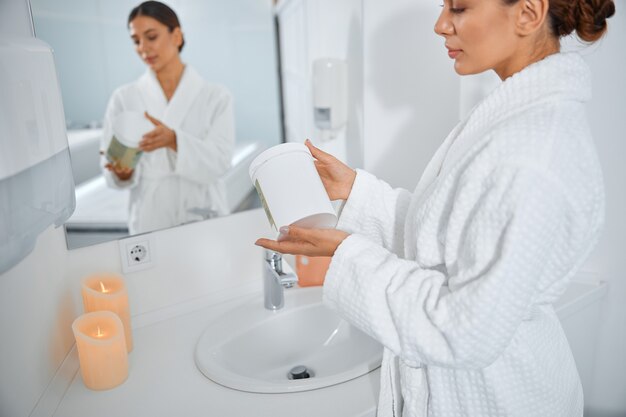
[99,281,109,293]
[95,326,104,338]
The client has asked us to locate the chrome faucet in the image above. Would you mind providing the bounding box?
[263,250,298,310]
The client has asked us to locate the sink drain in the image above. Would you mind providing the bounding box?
[288,365,313,380]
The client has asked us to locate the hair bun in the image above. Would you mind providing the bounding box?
[575,0,616,42]
[548,0,615,43]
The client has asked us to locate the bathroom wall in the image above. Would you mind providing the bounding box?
[277,0,459,185]
[0,208,271,417]
[361,0,460,191]
[301,0,364,169]
[66,209,271,320]
[276,0,363,167]
[0,227,72,417]
[573,10,626,416]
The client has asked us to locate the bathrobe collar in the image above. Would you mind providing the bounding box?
[137,65,204,130]
[414,52,592,203]
[464,51,591,136]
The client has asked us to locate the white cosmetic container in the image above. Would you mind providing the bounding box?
[106,112,154,170]
[249,143,337,232]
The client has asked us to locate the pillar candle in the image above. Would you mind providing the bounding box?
[81,274,133,351]
[72,311,129,390]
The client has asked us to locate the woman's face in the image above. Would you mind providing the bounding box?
[129,15,182,72]
[434,0,522,79]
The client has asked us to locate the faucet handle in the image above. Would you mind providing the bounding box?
[280,273,298,288]
[263,250,297,310]
[264,250,298,288]
[264,249,281,262]
[264,250,283,274]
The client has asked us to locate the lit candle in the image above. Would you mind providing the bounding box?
[72,311,129,390]
[81,274,133,351]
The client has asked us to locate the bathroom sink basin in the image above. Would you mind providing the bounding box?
[195,286,383,393]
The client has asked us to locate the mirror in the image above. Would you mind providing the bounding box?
[30,0,283,249]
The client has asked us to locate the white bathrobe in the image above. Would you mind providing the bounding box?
[324,52,604,417]
[101,65,235,234]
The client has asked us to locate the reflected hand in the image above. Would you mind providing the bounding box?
[255,225,349,257]
[140,112,177,152]
[105,162,134,181]
[305,139,356,201]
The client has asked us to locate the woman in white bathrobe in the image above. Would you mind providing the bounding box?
[101,1,234,235]
[257,0,615,416]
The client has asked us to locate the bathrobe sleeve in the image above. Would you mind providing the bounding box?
[173,88,235,185]
[324,164,571,369]
[100,89,140,190]
[337,169,413,256]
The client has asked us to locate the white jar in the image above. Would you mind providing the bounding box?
[106,112,153,170]
[249,143,337,232]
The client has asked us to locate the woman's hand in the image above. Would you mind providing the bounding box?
[255,226,350,257]
[104,162,134,181]
[305,139,356,201]
[140,112,177,152]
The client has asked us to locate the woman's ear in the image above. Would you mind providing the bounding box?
[515,0,550,36]
[173,27,184,50]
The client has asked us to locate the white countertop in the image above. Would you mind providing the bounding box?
[52,289,379,417]
[68,176,129,228]
[48,279,605,417]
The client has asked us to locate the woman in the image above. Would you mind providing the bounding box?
[256,0,615,416]
[101,1,235,235]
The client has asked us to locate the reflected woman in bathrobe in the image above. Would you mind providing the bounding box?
[101,1,235,235]
[257,0,615,416]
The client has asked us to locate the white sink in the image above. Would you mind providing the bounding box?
[195,286,383,393]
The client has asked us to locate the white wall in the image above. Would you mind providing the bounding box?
[573,10,626,416]
[276,0,363,167]
[303,0,364,168]
[278,0,459,186]
[362,0,460,190]
[0,208,271,417]
[66,209,270,320]
[0,227,72,417]
[0,0,34,37]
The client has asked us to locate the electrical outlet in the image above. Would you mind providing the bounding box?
[119,235,154,273]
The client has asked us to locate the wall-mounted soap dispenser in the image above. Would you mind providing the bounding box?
[0,0,75,274]
[312,58,347,135]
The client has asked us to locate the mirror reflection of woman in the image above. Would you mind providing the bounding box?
[101,1,235,235]
[257,0,615,416]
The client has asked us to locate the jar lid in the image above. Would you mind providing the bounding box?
[249,142,311,181]
[112,112,154,147]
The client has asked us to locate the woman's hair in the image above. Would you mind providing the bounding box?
[503,0,616,42]
[128,1,185,52]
